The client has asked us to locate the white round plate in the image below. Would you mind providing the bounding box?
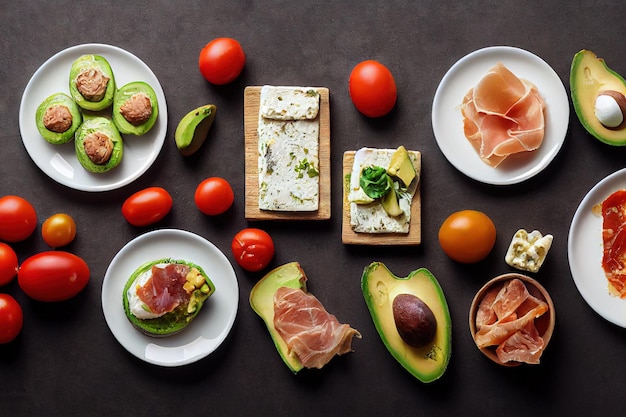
[102,229,239,366]
[19,43,168,192]
[568,168,626,327]
[432,46,569,185]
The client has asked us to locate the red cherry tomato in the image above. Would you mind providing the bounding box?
[0,294,23,344]
[0,243,18,286]
[198,38,246,85]
[231,228,275,272]
[42,213,77,248]
[195,177,234,216]
[0,195,37,242]
[348,60,397,117]
[122,187,173,227]
[18,251,90,302]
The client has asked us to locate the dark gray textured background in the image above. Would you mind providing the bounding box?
[2,1,626,415]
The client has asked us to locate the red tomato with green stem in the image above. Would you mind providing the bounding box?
[195,177,234,216]
[122,187,173,227]
[0,195,37,242]
[349,60,397,118]
[18,251,90,302]
[231,228,275,272]
[0,243,18,286]
[198,38,246,85]
[0,294,23,344]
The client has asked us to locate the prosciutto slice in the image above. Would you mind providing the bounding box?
[474,279,549,364]
[273,287,361,369]
[461,63,546,167]
[137,264,191,315]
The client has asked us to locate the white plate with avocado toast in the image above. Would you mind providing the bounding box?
[19,43,167,192]
[102,229,239,366]
[432,46,569,185]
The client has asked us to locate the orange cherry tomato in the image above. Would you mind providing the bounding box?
[42,213,77,248]
[438,210,496,263]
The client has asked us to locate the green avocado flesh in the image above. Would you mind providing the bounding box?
[249,262,308,373]
[74,116,123,173]
[69,54,116,111]
[123,258,216,337]
[571,49,626,145]
[35,92,83,144]
[175,104,217,156]
[112,81,159,135]
[361,262,451,383]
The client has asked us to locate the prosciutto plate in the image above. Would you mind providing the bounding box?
[432,46,569,185]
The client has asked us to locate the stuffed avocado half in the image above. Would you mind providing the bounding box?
[69,54,116,111]
[112,81,159,135]
[35,92,83,144]
[74,116,123,173]
[123,258,216,337]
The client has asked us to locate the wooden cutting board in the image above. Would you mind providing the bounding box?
[342,151,422,245]
[243,86,331,221]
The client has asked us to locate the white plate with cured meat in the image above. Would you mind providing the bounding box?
[19,43,167,192]
[568,168,626,327]
[102,229,239,366]
[432,46,569,185]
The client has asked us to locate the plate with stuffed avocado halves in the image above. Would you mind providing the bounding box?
[102,229,239,367]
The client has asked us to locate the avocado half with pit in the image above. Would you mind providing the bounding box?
[361,262,451,383]
[571,50,626,145]
[123,258,216,337]
[35,92,83,144]
[175,104,217,156]
[74,116,123,173]
[249,262,307,373]
[69,54,116,111]
[112,81,159,135]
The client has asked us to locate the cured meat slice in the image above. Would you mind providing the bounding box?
[460,63,546,167]
[273,287,360,369]
[601,189,626,298]
[495,322,544,364]
[136,264,191,315]
[473,278,549,364]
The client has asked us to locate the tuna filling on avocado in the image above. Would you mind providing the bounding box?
[83,132,113,165]
[43,105,73,133]
[119,92,153,125]
[75,67,110,102]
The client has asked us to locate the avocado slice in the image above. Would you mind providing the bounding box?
[112,81,159,135]
[249,262,308,373]
[35,92,83,144]
[69,54,116,111]
[123,258,216,337]
[174,104,217,156]
[361,262,451,383]
[74,116,123,173]
[571,50,626,145]
[387,145,416,187]
[381,178,403,217]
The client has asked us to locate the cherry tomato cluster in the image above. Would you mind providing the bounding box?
[0,195,90,344]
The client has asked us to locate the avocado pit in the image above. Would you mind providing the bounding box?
[595,90,626,129]
[392,293,437,348]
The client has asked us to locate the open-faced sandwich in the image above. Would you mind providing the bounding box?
[123,258,215,337]
[347,146,421,234]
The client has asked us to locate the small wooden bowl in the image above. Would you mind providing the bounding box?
[469,273,556,366]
